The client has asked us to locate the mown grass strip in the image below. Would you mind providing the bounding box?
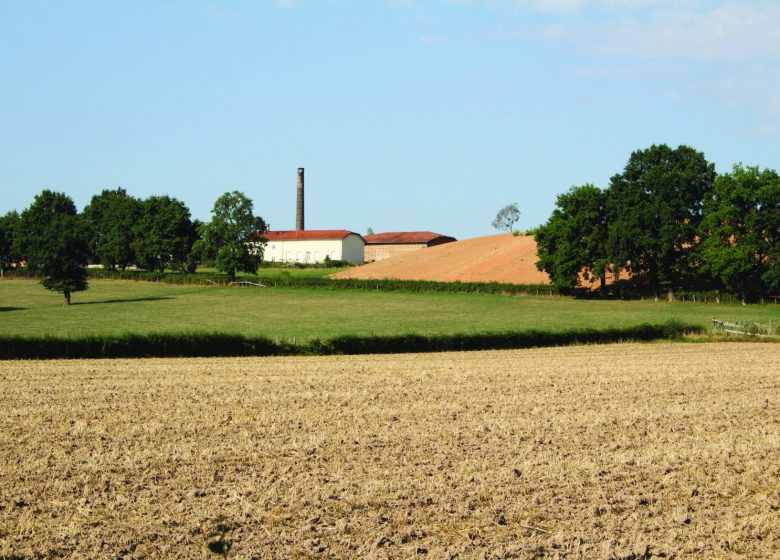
[0,321,703,360]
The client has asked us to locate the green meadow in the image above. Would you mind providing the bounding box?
[1,279,777,341]
[200,266,345,279]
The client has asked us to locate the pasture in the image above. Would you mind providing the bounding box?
[199,265,345,279]
[1,279,778,341]
[1,343,778,558]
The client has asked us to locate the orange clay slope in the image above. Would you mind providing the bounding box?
[332,233,551,285]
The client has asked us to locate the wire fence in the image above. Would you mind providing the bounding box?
[711,318,777,337]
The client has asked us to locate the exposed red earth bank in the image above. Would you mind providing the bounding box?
[333,234,552,285]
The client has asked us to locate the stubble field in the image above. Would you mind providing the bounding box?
[1,342,778,559]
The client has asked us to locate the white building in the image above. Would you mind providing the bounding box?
[262,230,365,264]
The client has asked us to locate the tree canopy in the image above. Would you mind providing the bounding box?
[195,191,267,282]
[700,164,780,301]
[131,195,197,273]
[532,144,779,300]
[492,203,521,235]
[607,144,716,299]
[0,211,21,277]
[535,184,608,290]
[16,190,89,304]
[83,188,142,270]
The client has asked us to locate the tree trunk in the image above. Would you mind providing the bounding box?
[64,291,71,305]
[667,287,675,302]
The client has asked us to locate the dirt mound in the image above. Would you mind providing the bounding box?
[333,233,551,284]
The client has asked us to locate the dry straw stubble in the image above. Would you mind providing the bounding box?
[0,342,778,558]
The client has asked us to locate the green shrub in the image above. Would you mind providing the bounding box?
[79,268,558,295]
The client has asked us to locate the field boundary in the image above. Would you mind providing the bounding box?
[0,322,704,360]
[6,268,557,295]
[8,269,778,303]
[711,318,777,337]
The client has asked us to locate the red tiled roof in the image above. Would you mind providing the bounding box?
[264,230,362,241]
[364,231,456,244]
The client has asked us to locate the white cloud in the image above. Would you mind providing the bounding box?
[485,2,780,61]
[496,0,710,14]
[587,3,780,60]
[532,0,585,13]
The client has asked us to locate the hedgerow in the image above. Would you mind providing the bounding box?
[0,321,702,359]
[76,268,558,295]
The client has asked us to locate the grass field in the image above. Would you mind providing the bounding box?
[198,266,346,279]
[1,343,777,558]
[1,279,778,340]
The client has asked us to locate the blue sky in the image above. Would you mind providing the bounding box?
[1,0,778,239]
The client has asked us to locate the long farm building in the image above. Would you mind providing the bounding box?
[262,230,365,264]
[364,231,456,262]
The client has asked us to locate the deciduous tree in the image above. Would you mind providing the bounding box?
[16,190,89,304]
[700,164,780,301]
[83,188,142,269]
[132,195,197,273]
[195,191,267,282]
[607,144,715,300]
[535,184,609,290]
[0,211,21,278]
[492,203,521,235]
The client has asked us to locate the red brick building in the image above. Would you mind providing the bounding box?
[363,231,456,262]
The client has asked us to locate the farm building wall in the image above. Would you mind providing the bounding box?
[364,237,456,263]
[341,234,365,264]
[262,234,364,264]
[365,243,427,262]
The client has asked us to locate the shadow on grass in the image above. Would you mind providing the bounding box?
[0,307,23,312]
[72,297,174,306]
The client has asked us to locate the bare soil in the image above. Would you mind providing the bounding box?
[333,233,552,284]
[1,343,779,559]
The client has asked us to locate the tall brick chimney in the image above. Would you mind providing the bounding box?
[296,167,304,231]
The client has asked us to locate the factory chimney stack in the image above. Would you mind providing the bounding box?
[296,167,304,231]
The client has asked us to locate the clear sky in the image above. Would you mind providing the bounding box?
[1,1,778,239]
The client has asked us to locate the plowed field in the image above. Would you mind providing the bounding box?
[333,233,552,284]
[2,343,778,558]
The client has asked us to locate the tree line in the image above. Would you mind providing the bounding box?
[534,144,780,302]
[0,189,267,303]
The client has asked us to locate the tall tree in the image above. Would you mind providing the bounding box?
[535,184,609,290]
[756,171,780,292]
[195,191,267,282]
[16,190,89,304]
[606,144,716,300]
[700,164,780,301]
[492,203,521,235]
[0,211,21,278]
[131,195,197,273]
[83,188,142,269]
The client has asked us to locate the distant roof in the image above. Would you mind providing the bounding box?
[364,231,456,244]
[264,230,363,241]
